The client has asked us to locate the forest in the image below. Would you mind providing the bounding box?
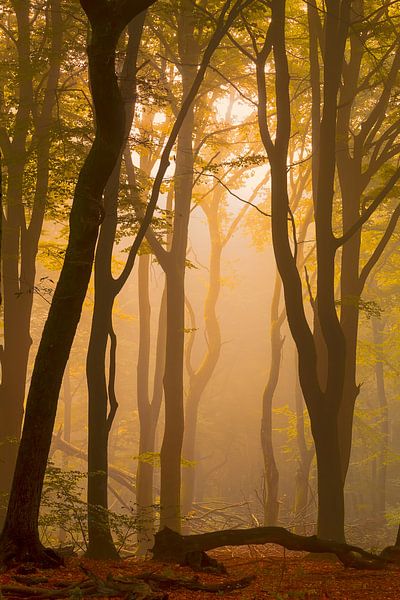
[0,0,400,598]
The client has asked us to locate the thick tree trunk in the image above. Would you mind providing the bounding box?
[312,412,345,541]
[0,0,154,566]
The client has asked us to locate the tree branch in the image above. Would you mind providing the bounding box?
[335,167,400,247]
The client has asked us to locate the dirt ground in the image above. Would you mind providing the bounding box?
[0,546,399,599]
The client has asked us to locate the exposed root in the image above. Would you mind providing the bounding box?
[0,539,64,570]
[0,566,253,598]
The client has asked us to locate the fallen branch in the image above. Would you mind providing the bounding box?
[51,433,134,492]
[152,526,388,570]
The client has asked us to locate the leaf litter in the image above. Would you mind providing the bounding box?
[0,546,399,599]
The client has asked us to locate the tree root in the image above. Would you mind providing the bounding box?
[0,538,64,570]
[152,526,388,570]
[0,566,254,598]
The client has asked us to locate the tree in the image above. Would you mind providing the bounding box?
[86,12,147,560]
[255,0,350,541]
[0,0,64,522]
[0,0,156,566]
[252,0,400,541]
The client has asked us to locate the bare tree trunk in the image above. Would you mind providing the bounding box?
[182,190,223,516]
[293,352,314,533]
[371,317,388,524]
[159,0,197,532]
[260,270,283,525]
[58,363,72,545]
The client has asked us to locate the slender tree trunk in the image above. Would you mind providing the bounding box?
[160,265,187,531]
[137,286,167,548]
[293,353,314,533]
[136,253,155,552]
[182,193,223,517]
[181,387,201,517]
[335,0,400,483]
[59,363,72,545]
[372,317,388,524]
[260,270,283,525]
[160,2,197,531]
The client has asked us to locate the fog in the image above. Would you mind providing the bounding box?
[1,0,399,566]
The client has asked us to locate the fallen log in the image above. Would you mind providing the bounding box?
[152,526,387,570]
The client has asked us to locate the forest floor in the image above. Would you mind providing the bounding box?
[0,546,398,599]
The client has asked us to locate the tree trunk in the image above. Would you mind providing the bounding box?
[182,192,223,517]
[160,1,197,531]
[85,12,146,560]
[59,364,72,545]
[0,0,63,523]
[0,0,155,566]
[372,317,388,524]
[312,411,345,541]
[293,352,314,533]
[160,266,187,531]
[136,253,157,552]
[260,270,283,525]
